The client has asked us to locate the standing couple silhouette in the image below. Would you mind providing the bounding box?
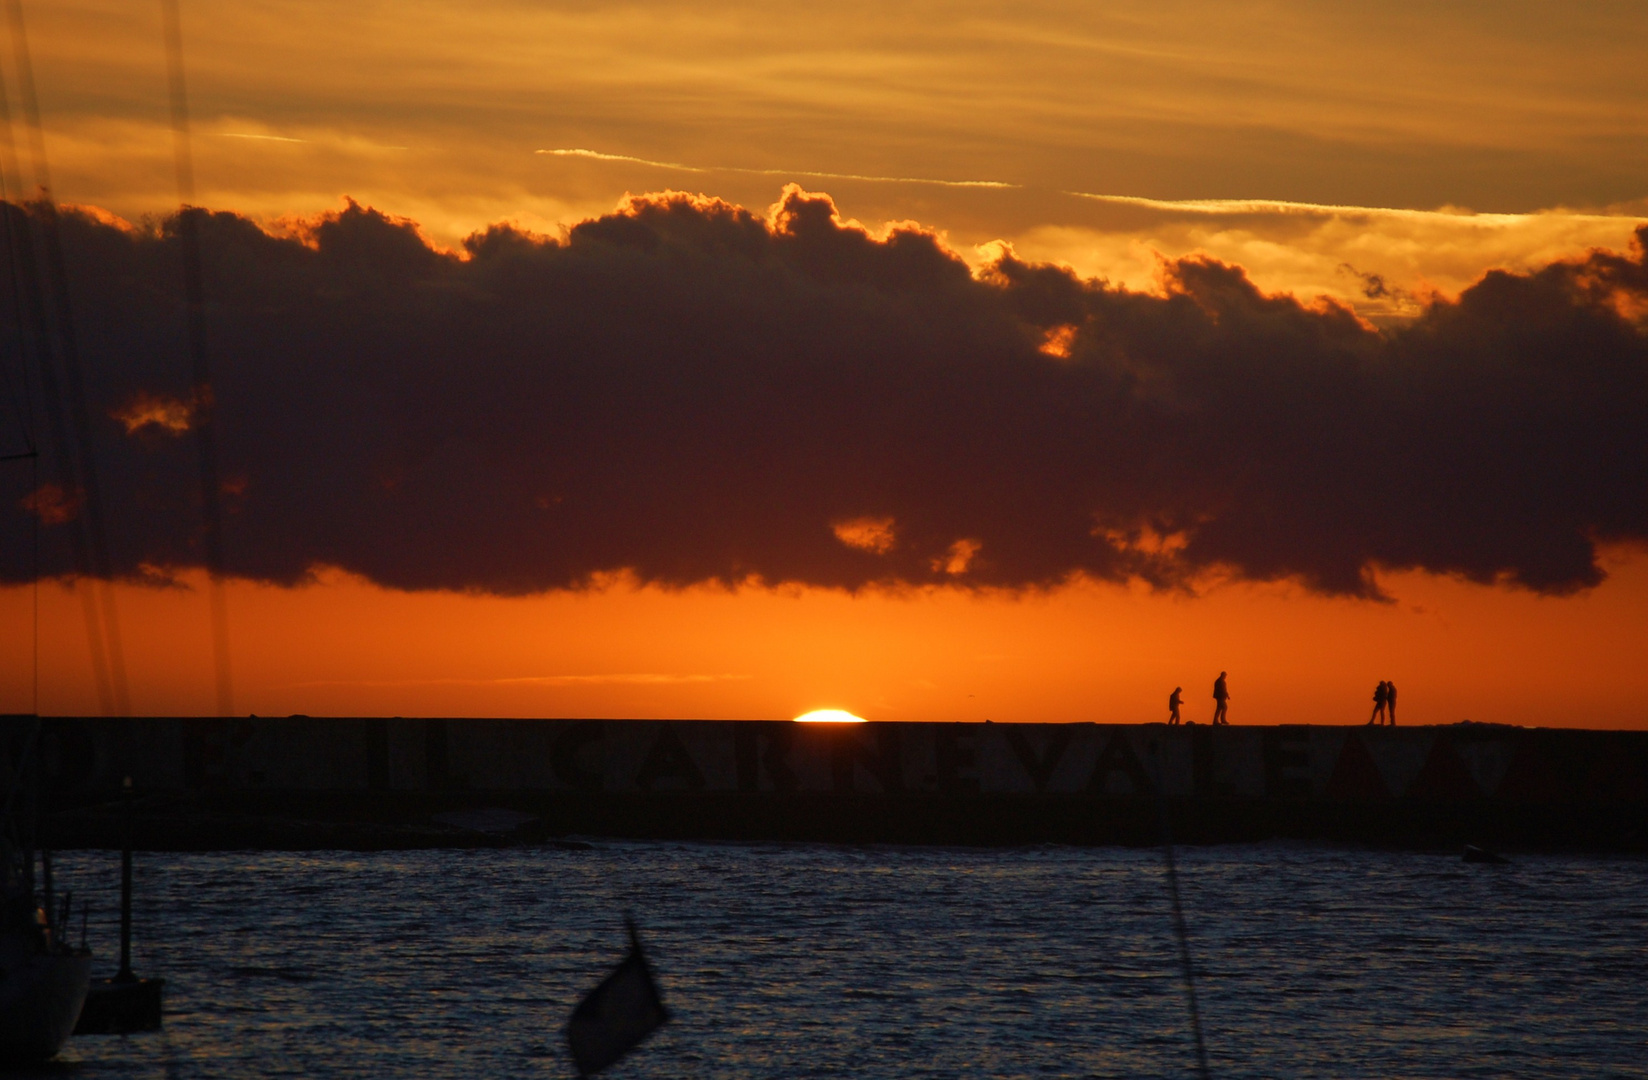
[1368,680,1398,724]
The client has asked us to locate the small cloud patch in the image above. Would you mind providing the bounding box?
[20,484,78,525]
[833,516,897,554]
[113,392,193,436]
[934,539,982,575]
[1039,324,1079,358]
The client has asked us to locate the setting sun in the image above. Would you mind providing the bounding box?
[794,709,868,723]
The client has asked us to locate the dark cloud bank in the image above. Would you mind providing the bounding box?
[2,187,1646,598]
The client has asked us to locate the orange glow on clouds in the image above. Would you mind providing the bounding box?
[933,540,981,577]
[833,517,897,555]
[112,392,194,436]
[1038,325,1078,358]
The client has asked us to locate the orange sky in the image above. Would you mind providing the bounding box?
[3,1,1647,725]
[3,552,1645,727]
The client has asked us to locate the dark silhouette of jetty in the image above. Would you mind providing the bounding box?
[14,716,1647,853]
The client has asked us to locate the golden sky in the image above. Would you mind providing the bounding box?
[4,0,1647,724]
[27,0,1648,314]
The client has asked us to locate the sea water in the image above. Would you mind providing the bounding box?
[48,842,1647,1078]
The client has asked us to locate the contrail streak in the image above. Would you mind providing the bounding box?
[217,132,308,143]
[1064,190,1643,226]
[286,673,754,688]
[538,148,1015,188]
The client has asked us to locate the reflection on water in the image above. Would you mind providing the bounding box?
[48,842,1648,1078]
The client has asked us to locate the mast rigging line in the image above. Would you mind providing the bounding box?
[0,52,38,718]
[0,193,31,459]
[1150,739,1213,1080]
[0,1,126,714]
[161,0,233,718]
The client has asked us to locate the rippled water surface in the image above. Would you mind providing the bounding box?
[45,842,1647,1078]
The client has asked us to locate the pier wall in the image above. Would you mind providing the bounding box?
[7,716,1646,802]
[9,718,1646,849]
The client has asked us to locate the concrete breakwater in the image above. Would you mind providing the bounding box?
[9,717,1646,850]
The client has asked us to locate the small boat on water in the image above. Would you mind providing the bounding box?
[0,829,93,1064]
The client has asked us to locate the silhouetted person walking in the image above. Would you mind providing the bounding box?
[1386,681,1397,725]
[1369,681,1388,725]
[1168,687,1183,725]
[1212,672,1229,725]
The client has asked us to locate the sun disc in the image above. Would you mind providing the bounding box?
[793,709,867,723]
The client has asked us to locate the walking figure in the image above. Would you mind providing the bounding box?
[1211,672,1229,725]
[1386,681,1397,725]
[1369,681,1388,725]
[1168,687,1183,725]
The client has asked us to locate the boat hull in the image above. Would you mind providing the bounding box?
[0,943,93,1065]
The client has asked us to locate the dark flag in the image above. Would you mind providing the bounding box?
[566,919,670,1076]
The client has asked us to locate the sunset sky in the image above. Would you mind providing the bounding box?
[1,0,1645,726]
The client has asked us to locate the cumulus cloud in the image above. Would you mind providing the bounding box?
[1,187,1645,599]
